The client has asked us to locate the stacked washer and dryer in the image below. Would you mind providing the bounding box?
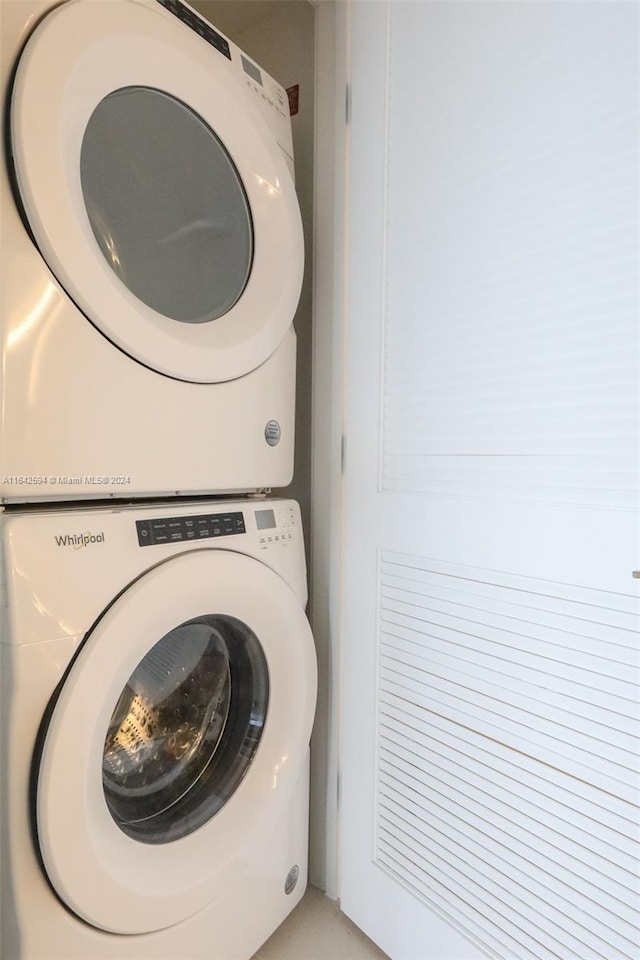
[0,2,317,958]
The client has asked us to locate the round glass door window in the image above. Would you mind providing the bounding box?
[102,614,268,844]
[80,86,254,325]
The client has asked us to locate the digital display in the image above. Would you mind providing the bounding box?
[241,54,262,86]
[255,509,276,531]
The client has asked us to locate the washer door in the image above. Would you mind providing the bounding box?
[35,550,316,934]
[10,0,303,383]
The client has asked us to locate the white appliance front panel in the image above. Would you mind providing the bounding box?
[0,267,296,501]
[1,499,308,644]
[1,636,310,960]
[0,497,315,955]
[10,0,303,383]
[35,548,316,933]
[0,0,300,501]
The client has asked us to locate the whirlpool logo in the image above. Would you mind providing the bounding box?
[54,532,106,550]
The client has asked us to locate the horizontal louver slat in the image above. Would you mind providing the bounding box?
[379,799,636,959]
[375,553,640,958]
[380,703,637,870]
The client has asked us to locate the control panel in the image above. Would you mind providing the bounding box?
[135,503,298,550]
[242,69,289,122]
[255,503,297,547]
[136,511,245,546]
[155,0,231,59]
[155,0,290,125]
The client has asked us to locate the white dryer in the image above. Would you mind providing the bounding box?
[0,498,317,959]
[1,0,303,502]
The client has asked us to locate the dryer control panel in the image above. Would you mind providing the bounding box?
[155,0,231,60]
[154,0,294,166]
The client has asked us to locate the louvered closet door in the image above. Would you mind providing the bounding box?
[339,3,639,960]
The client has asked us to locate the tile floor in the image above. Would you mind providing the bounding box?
[253,886,389,960]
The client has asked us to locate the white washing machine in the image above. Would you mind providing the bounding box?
[0,498,317,959]
[1,0,303,502]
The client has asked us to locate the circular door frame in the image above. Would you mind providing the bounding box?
[36,549,317,934]
[11,0,304,383]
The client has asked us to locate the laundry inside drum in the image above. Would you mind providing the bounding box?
[102,614,268,844]
[103,623,231,803]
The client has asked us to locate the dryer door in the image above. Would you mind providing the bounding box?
[35,550,316,934]
[10,0,303,383]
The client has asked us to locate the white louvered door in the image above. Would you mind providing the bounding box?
[339,3,639,959]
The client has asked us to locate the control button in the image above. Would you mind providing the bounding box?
[137,510,246,546]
